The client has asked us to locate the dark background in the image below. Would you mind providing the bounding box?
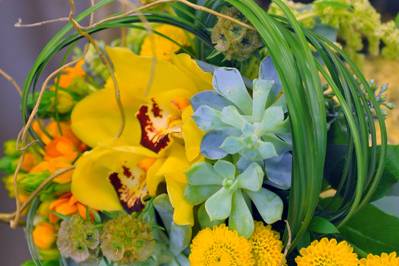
[0,0,398,265]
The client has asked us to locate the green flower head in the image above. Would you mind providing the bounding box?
[100,214,156,264]
[57,215,100,263]
[185,160,283,237]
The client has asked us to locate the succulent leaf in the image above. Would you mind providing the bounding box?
[253,79,273,121]
[191,90,230,111]
[247,188,283,224]
[259,57,282,94]
[213,160,236,179]
[237,163,263,191]
[229,190,254,238]
[205,188,233,221]
[186,162,224,186]
[213,68,252,115]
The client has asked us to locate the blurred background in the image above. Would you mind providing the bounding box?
[0,0,398,265]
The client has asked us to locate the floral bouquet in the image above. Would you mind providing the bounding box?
[1,0,399,265]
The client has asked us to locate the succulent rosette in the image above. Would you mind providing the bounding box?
[191,57,292,189]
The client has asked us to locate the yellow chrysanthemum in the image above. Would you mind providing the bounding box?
[295,238,358,266]
[250,222,286,266]
[189,224,254,266]
[140,24,190,60]
[359,252,399,266]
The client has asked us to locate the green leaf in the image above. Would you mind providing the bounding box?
[198,204,224,229]
[213,160,236,179]
[205,188,233,220]
[395,13,399,27]
[187,162,224,186]
[229,190,254,238]
[169,223,192,256]
[247,188,283,224]
[309,216,339,234]
[373,145,399,200]
[237,163,263,191]
[340,204,399,254]
[184,185,219,205]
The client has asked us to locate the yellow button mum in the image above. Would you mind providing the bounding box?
[189,224,254,266]
[250,222,286,266]
[295,238,358,266]
[359,252,399,266]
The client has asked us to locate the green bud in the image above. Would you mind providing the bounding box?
[3,140,20,157]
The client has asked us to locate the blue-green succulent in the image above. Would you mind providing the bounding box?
[191,57,292,189]
[185,160,283,237]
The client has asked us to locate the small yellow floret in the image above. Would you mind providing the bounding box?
[359,252,399,266]
[295,238,358,266]
[189,224,254,266]
[250,222,286,266]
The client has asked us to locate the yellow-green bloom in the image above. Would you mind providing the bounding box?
[71,47,212,225]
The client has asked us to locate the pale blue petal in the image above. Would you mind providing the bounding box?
[213,67,252,115]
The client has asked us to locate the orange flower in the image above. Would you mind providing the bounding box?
[58,60,85,89]
[49,193,96,223]
[44,136,81,162]
[30,158,73,184]
[32,222,56,250]
[32,121,84,146]
[21,152,39,172]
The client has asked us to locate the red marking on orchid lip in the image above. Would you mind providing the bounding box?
[136,104,170,153]
[109,171,145,213]
[151,98,162,117]
[122,166,132,178]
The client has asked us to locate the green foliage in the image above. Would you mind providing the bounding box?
[309,216,339,234]
[269,0,399,62]
[340,204,399,254]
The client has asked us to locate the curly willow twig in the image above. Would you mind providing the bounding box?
[0,68,22,95]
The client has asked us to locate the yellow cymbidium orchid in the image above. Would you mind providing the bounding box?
[71,47,212,225]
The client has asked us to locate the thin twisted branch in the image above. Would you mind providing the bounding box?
[0,68,22,95]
